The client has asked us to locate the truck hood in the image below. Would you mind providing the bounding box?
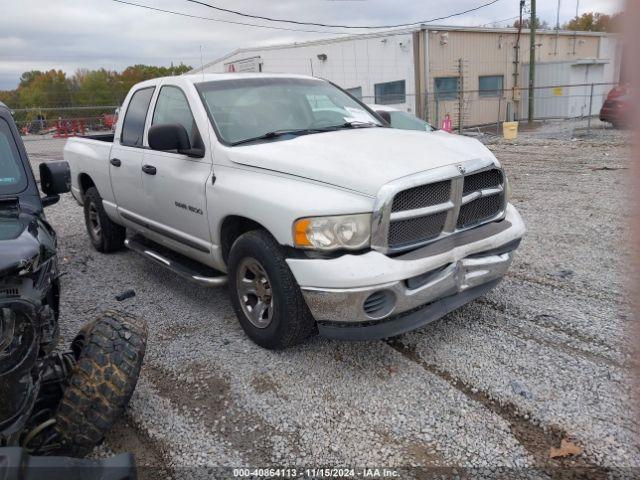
[225,128,497,196]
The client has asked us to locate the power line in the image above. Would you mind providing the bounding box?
[182,0,502,29]
[478,15,522,27]
[111,0,355,35]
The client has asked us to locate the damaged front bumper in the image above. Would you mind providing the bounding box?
[286,204,525,340]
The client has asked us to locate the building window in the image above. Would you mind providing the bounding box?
[346,86,363,100]
[434,77,459,101]
[374,80,405,105]
[479,75,504,97]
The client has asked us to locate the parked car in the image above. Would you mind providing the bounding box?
[599,83,632,129]
[369,104,435,132]
[64,74,525,349]
[0,101,144,474]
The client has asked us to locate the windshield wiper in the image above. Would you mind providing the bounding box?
[230,128,323,146]
[316,120,383,131]
[230,121,382,146]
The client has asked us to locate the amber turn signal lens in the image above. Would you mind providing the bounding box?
[294,219,312,247]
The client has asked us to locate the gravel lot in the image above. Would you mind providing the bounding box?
[24,120,637,476]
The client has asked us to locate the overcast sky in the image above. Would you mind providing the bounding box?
[0,0,622,89]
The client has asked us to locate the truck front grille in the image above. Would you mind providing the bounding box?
[388,211,448,247]
[391,180,451,212]
[380,163,506,253]
[462,169,503,194]
[457,192,505,229]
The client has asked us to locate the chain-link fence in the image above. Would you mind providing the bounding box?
[360,81,618,135]
[11,105,119,135]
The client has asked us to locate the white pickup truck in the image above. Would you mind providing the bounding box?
[65,73,525,349]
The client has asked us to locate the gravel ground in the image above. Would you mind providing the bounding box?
[24,119,637,476]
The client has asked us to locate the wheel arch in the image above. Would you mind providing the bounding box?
[78,172,96,199]
[219,215,272,265]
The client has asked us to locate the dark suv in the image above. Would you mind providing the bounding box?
[1,102,146,479]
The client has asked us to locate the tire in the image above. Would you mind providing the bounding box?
[54,310,148,457]
[83,186,126,253]
[227,230,317,349]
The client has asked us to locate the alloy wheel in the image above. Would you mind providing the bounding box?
[236,257,274,329]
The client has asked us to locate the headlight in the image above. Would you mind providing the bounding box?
[0,307,35,375]
[293,214,371,250]
[505,175,512,203]
[0,308,16,358]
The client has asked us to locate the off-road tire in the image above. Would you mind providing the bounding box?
[84,186,126,253]
[54,310,148,457]
[228,230,317,349]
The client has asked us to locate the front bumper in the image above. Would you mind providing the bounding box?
[286,204,525,339]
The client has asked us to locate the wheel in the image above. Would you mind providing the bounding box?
[83,186,126,253]
[227,230,317,349]
[54,310,148,457]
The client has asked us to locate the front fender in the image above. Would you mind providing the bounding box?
[208,165,375,248]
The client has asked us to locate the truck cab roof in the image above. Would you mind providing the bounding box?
[129,73,322,90]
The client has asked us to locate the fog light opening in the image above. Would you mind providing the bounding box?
[362,290,396,319]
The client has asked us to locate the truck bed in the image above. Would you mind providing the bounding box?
[64,136,115,206]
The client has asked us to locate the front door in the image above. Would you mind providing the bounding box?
[141,84,213,256]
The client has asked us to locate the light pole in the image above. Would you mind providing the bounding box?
[528,0,536,125]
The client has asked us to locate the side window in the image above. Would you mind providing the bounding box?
[374,80,406,105]
[0,117,27,194]
[121,87,155,147]
[434,77,460,101]
[152,86,200,148]
[479,75,504,97]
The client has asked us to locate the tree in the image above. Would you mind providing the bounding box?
[17,70,72,108]
[513,17,549,29]
[19,71,45,88]
[563,12,622,32]
[72,69,121,106]
[0,63,192,125]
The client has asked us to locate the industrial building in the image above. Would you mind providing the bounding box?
[193,25,621,128]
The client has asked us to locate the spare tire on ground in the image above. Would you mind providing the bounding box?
[54,310,147,457]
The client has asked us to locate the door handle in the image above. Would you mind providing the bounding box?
[142,164,157,175]
[110,158,121,167]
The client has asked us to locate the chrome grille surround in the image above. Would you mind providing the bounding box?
[371,158,506,254]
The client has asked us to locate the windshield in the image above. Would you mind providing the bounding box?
[0,117,26,195]
[386,111,434,132]
[197,77,382,145]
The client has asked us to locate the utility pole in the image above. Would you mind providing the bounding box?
[572,0,580,54]
[528,0,536,125]
[554,0,561,55]
[513,0,525,120]
[457,58,464,133]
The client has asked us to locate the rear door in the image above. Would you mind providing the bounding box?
[110,86,155,220]
[141,84,213,255]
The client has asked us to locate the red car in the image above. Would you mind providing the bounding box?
[599,83,632,129]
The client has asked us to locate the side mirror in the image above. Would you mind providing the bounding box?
[39,161,70,207]
[148,123,204,158]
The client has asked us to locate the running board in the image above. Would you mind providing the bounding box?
[124,235,227,287]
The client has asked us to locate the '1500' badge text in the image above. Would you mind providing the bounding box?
[175,201,203,215]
